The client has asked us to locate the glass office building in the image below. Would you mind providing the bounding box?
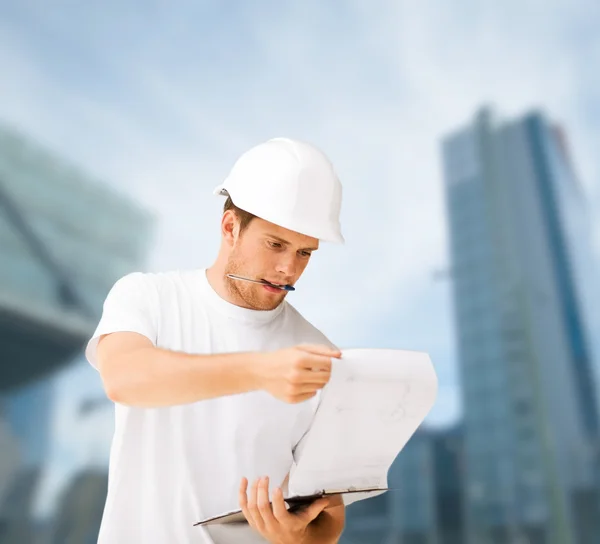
[340,426,465,544]
[0,121,155,542]
[387,430,439,544]
[441,108,600,544]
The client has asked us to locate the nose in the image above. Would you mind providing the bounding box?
[275,254,297,278]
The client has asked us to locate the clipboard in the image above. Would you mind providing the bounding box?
[193,486,390,526]
[193,348,437,528]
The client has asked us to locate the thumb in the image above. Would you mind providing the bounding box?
[299,497,330,523]
[297,344,342,357]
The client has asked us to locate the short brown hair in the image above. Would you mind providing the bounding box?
[223,195,256,233]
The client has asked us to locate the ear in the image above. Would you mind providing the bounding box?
[221,210,239,246]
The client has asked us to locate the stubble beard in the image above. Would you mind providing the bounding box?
[224,255,285,311]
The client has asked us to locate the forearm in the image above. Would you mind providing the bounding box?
[101,346,263,407]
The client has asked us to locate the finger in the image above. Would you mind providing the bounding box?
[247,478,265,532]
[257,477,278,531]
[272,487,293,523]
[297,344,342,358]
[298,497,330,524]
[300,367,331,379]
[323,493,343,509]
[301,354,334,372]
[288,392,318,403]
[239,477,254,527]
[291,381,329,394]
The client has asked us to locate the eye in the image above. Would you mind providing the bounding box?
[268,241,282,249]
[299,250,312,258]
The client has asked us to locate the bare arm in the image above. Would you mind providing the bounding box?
[97,332,265,407]
[97,332,337,407]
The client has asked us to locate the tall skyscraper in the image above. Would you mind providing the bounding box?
[441,108,600,544]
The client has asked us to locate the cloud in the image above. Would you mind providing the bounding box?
[1,0,599,511]
[0,1,452,337]
[2,2,598,328]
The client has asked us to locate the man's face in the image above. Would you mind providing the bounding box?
[224,216,319,310]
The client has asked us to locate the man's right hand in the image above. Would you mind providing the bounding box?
[257,344,342,403]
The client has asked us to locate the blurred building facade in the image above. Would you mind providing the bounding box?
[341,486,391,543]
[441,108,600,544]
[0,122,155,543]
[387,430,438,544]
[340,425,464,544]
[50,468,109,544]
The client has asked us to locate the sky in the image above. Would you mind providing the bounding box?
[0,0,599,518]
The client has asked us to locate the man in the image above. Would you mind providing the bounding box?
[85,137,347,543]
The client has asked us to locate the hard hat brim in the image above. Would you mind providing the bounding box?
[211,183,344,244]
[212,184,227,196]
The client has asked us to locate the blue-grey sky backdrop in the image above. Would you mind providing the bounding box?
[1,0,598,518]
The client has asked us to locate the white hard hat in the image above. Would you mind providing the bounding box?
[213,137,344,243]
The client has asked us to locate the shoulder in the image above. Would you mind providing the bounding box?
[107,269,193,304]
[284,303,339,350]
[105,271,153,296]
[112,269,193,290]
[108,270,162,296]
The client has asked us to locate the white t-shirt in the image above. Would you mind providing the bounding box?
[85,268,337,544]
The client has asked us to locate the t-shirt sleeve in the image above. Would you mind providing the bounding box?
[297,316,339,351]
[85,272,158,370]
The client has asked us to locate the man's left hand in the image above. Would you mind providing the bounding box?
[239,476,330,544]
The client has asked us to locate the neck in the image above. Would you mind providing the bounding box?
[205,257,235,303]
[206,254,257,310]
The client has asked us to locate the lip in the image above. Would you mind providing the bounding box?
[262,279,288,287]
[263,284,284,293]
